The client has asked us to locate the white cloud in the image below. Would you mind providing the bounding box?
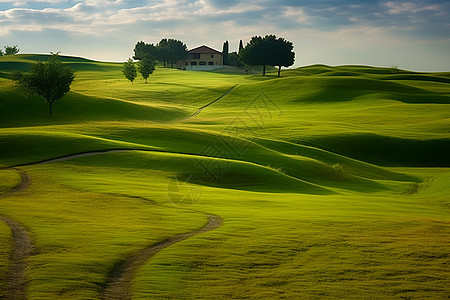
[384,2,441,14]
[283,7,311,24]
[0,0,67,6]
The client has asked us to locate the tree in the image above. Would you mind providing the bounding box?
[240,35,295,76]
[138,57,155,83]
[123,58,137,84]
[167,39,187,68]
[4,45,19,55]
[228,52,239,67]
[0,49,3,56]
[237,40,245,68]
[155,38,187,68]
[133,41,158,61]
[272,37,295,77]
[222,41,229,65]
[14,53,75,116]
[239,36,264,73]
[157,38,171,67]
[134,39,187,68]
[239,40,244,53]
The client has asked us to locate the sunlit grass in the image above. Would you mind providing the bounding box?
[0,166,206,298]
[0,54,449,298]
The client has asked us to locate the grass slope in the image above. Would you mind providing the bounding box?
[0,220,12,298]
[0,54,449,298]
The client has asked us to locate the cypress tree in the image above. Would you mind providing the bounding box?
[222,41,229,65]
[239,40,244,53]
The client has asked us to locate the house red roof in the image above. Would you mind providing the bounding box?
[188,45,222,55]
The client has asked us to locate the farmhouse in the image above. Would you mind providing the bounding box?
[179,45,223,70]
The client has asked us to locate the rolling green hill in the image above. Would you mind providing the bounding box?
[0,54,449,299]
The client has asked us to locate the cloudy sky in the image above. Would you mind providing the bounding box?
[0,0,449,71]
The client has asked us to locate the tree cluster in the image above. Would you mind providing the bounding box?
[123,57,156,84]
[222,35,295,76]
[0,45,19,56]
[133,38,187,68]
[123,38,187,84]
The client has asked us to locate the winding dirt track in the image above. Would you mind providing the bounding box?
[0,168,34,299]
[2,154,224,299]
[101,215,222,300]
[0,168,31,197]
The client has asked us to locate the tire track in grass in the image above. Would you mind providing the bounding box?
[0,168,34,299]
[101,214,222,300]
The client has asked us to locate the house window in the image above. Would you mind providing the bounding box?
[208,61,214,65]
[211,55,214,58]
[185,62,188,65]
[193,53,200,59]
[199,61,207,65]
[191,61,197,65]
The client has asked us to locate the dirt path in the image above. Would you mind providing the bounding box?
[101,214,222,300]
[3,159,223,299]
[0,168,33,299]
[0,217,33,300]
[184,84,238,120]
[0,168,31,199]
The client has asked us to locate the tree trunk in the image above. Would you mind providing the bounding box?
[164,61,166,67]
[49,101,53,117]
[278,66,281,77]
[263,65,266,76]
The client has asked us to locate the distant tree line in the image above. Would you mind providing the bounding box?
[123,34,295,84]
[133,38,187,68]
[0,45,19,56]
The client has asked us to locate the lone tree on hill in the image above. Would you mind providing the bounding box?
[222,40,229,65]
[123,58,137,84]
[4,45,19,55]
[240,35,295,76]
[138,57,155,83]
[14,53,75,116]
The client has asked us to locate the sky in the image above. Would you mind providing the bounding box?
[0,0,449,71]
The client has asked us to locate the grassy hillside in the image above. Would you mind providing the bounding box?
[0,54,449,298]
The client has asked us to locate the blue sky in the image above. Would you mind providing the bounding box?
[0,0,449,71]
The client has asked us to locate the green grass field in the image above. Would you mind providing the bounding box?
[0,54,449,298]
